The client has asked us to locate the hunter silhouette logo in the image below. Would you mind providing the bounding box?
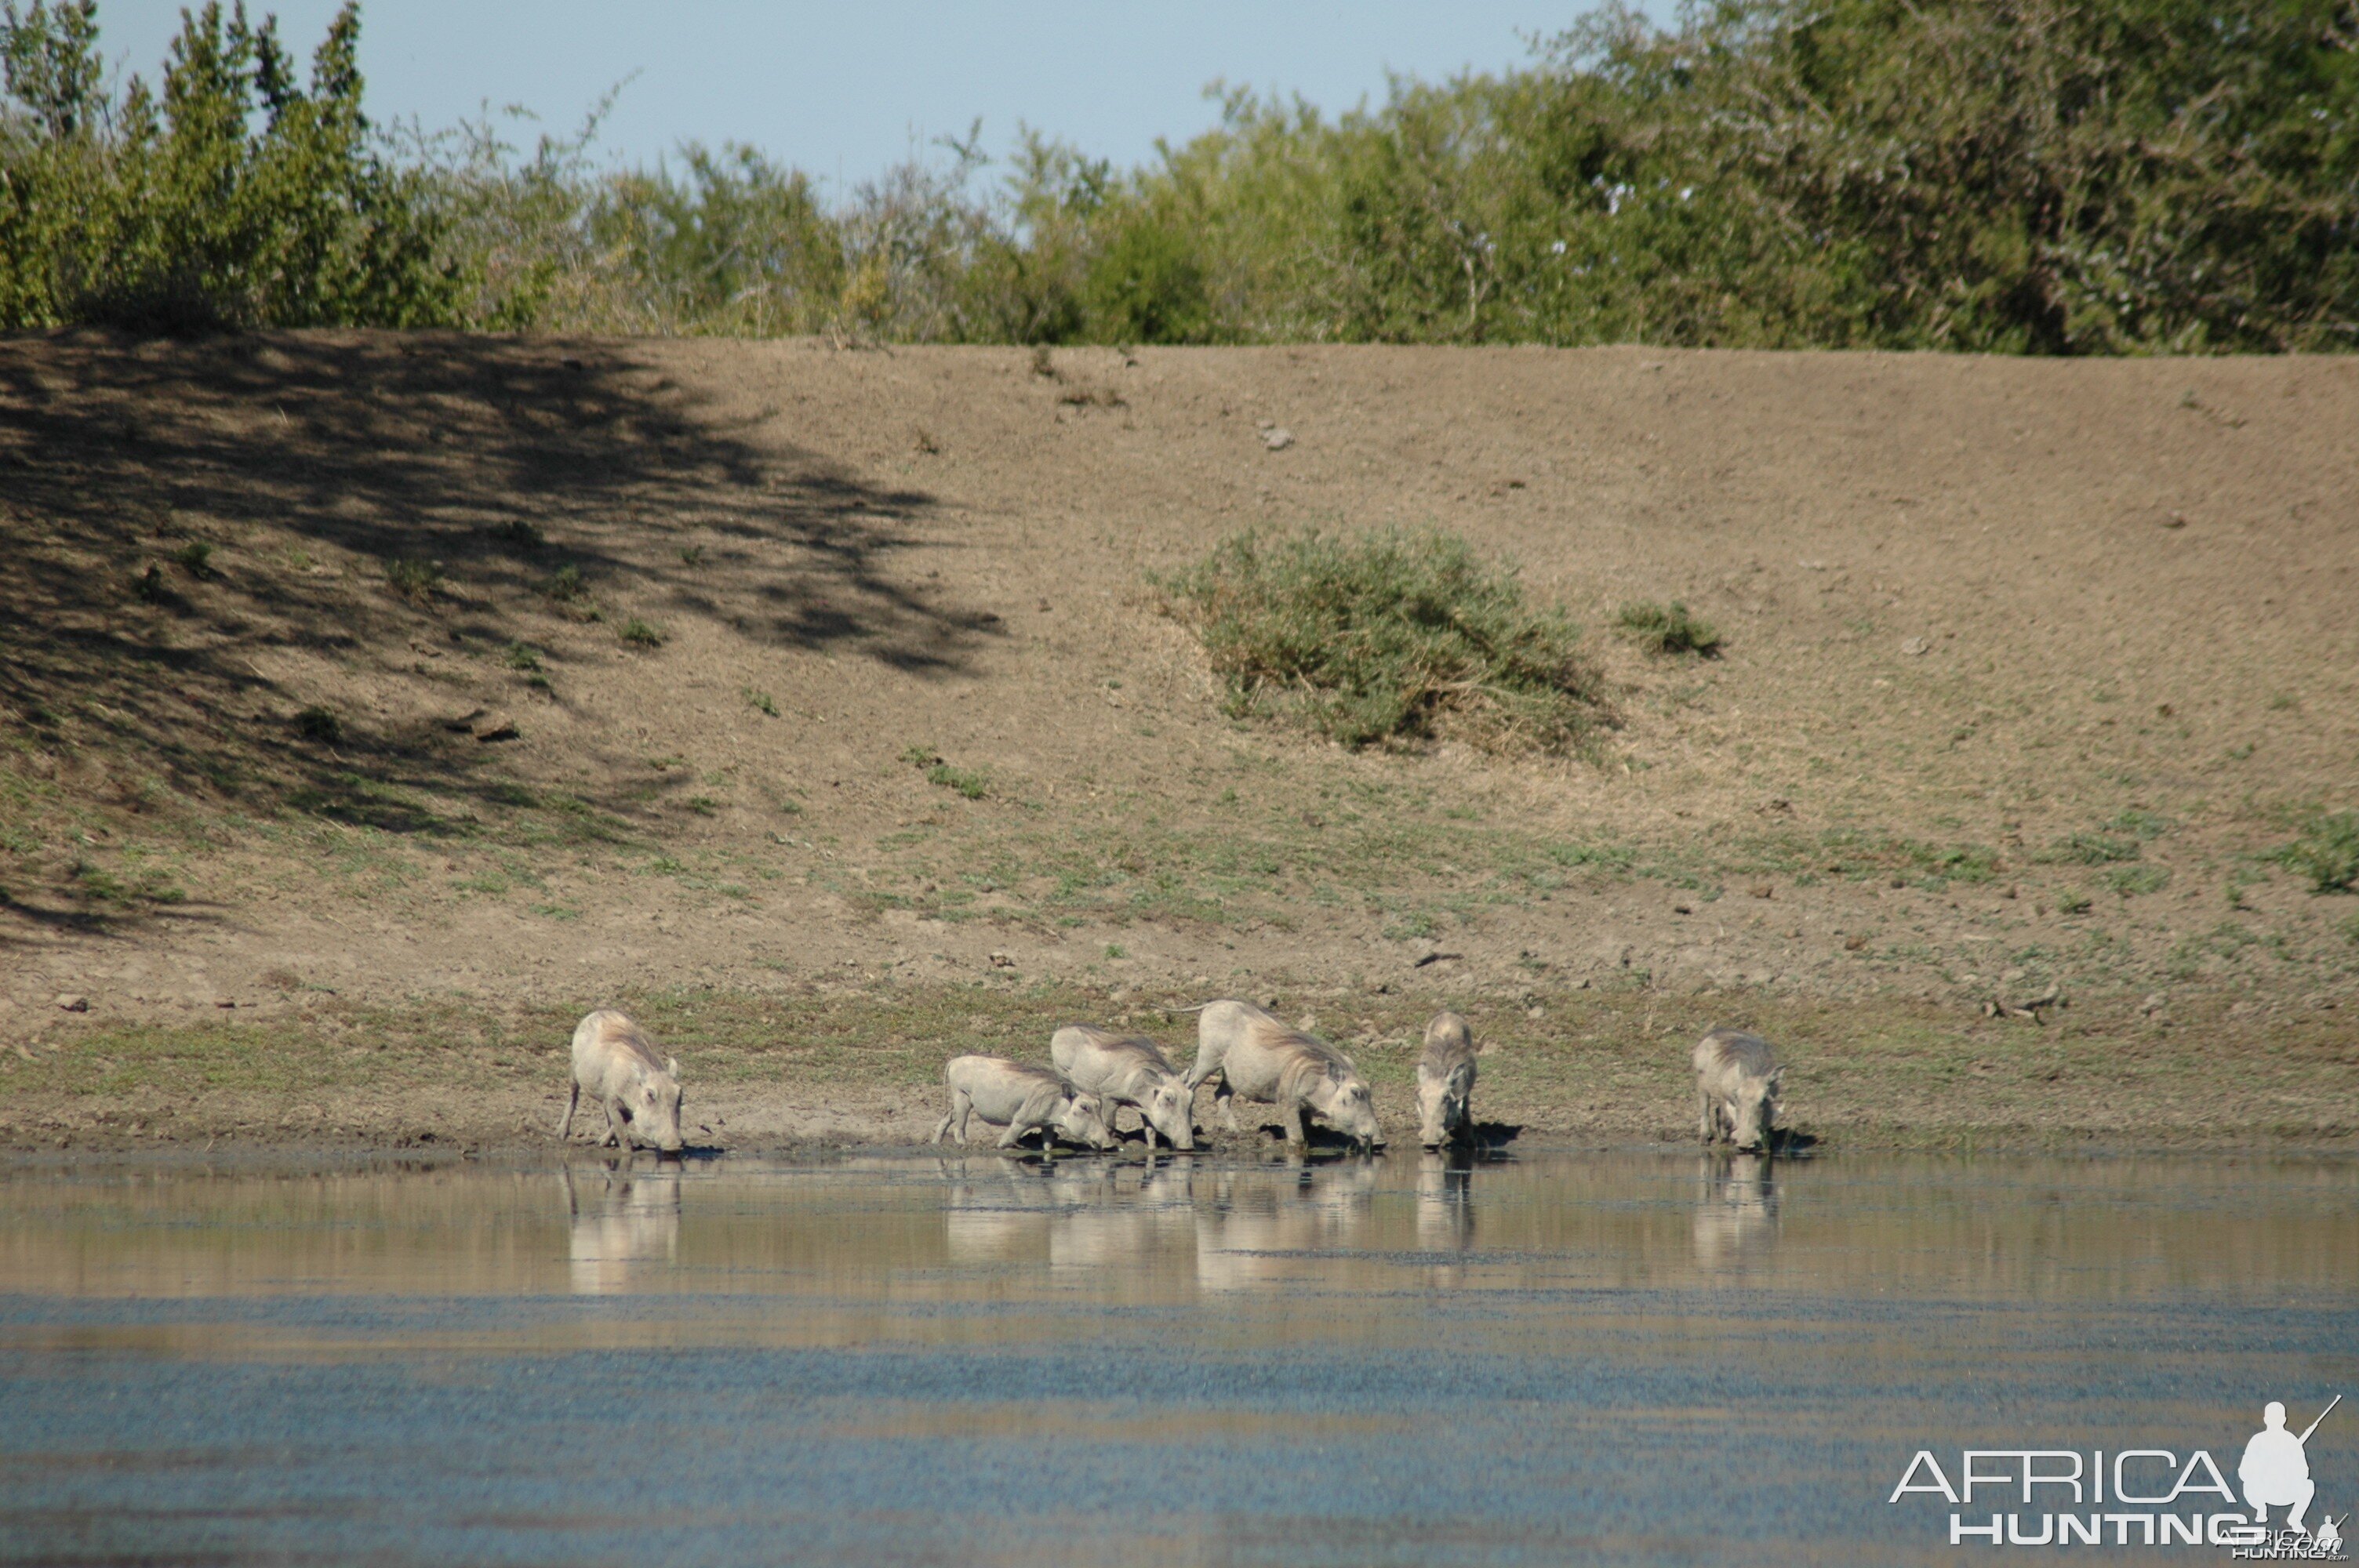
[1886,1394,2345,1554]
[2241,1397,2336,1535]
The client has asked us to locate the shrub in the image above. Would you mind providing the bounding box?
[2277,811,2359,894]
[619,617,663,648]
[173,539,214,576]
[0,1,462,332]
[1084,214,1212,343]
[1615,600,1721,657]
[503,641,540,672]
[292,704,340,742]
[1155,525,1609,753]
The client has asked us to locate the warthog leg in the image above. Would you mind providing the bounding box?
[1212,1077,1239,1133]
[932,1090,970,1145]
[558,1079,580,1142]
[1282,1103,1307,1147]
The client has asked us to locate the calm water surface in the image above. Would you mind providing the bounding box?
[1,1149,2353,1566]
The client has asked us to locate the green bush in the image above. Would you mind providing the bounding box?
[1155,526,1609,753]
[2277,811,2359,894]
[1615,600,1721,657]
[11,0,2354,350]
[1,1,461,332]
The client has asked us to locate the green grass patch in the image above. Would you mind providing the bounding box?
[2105,863,2172,898]
[1615,599,1723,657]
[1154,526,1608,753]
[2275,811,2359,894]
[2045,830,2143,866]
[620,618,666,648]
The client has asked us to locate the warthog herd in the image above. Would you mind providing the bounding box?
[558,996,1786,1156]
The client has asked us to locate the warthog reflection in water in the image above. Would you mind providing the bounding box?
[564,1161,682,1294]
[1416,1149,1478,1256]
[1692,1153,1779,1274]
[1194,1160,1381,1293]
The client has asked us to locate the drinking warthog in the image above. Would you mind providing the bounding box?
[1692,1028,1783,1151]
[1184,1000,1382,1149]
[559,1009,685,1154]
[1415,1010,1478,1147]
[933,1054,1115,1152]
[1050,1025,1195,1150]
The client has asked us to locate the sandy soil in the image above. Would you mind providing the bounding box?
[1,332,2353,1149]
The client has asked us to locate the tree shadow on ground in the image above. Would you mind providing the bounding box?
[0,328,988,930]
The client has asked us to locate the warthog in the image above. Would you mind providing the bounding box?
[560,1009,685,1153]
[933,1054,1114,1152]
[1185,1000,1382,1149]
[1692,1028,1783,1152]
[1415,1010,1478,1147]
[1050,1025,1196,1150]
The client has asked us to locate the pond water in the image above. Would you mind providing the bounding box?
[1,1149,2353,1566]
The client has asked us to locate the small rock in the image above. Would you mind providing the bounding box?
[987,952,1016,969]
[54,993,87,1013]
[1901,636,1930,656]
[1526,1007,1545,1020]
[2163,512,2186,528]
[2140,993,2168,1016]
[438,708,488,731]
[472,716,521,742]
[1260,427,1294,451]
[1748,883,1773,899]
[1671,902,1693,916]
[214,997,236,1009]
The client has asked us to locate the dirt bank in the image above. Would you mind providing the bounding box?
[1,334,2353,1149]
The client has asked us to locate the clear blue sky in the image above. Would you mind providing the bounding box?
[89,2,1642,191]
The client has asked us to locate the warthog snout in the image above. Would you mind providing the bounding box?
[1057,1094,1116,1151]
[1146,1080,1195,1150]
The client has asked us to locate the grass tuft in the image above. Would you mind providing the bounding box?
[384,557,442,602]
[1615,599,1722,657]
[620,618,665,648]
[1154,526,1608,753]
[2276,811,2359,894]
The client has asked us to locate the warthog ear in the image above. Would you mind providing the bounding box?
[1768,1066,1785,1090]
[667,1055,680,1075]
